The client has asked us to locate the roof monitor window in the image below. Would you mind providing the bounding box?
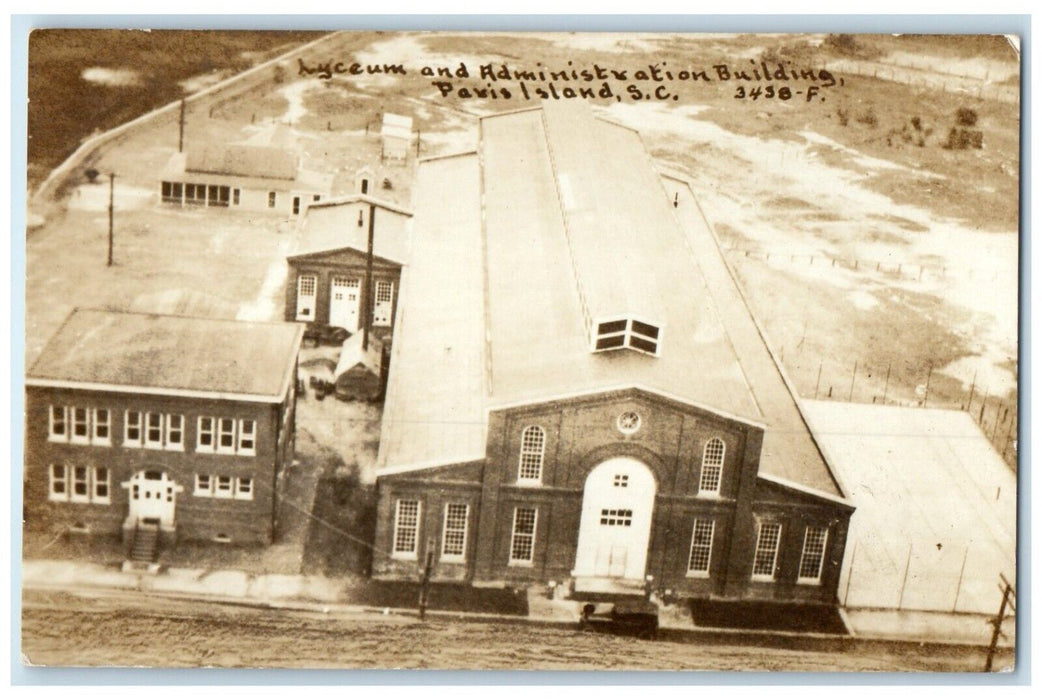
[593,317,661,356]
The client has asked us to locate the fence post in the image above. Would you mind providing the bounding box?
[843,540,857,606]
[923,363,933,406]
[897,542,913,610]
[952,545,969,612]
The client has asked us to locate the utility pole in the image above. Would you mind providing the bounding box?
[923,363,933,406]
[107,173,115,267]
[985,577,1015,671]
[418,541,435,621]
[362,203,376,352]
[881,362,892,404]
[848,361,858,402]
[178,98,186,153]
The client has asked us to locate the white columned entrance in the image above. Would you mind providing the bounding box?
[122,470,182,529]
[572,457,656,581]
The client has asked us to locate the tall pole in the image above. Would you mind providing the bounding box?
[107,173,115,267]
[882,362,892,404]
[418,543,435,621]
[362,203,376,352]
[923,363,933,406]
[985,582,1013,671]
[178,98,186,153]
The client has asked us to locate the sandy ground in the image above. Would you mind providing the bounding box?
[21,589,1013,671]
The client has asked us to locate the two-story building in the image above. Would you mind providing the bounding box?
[372,103,854,607]
[24,309,304,557]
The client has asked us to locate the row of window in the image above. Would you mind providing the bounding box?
[49,464,110,504]
[47,464,255,503]
[392,501,469,563]
[750,521,829,584]
[48,406,257,456]
[390,498,828,584]
[161,181,322,212]
[194,474,254,500]
[518,426,726,495]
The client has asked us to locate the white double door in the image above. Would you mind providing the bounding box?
[123,470,182,529]
[573,457,656,580]
[329,276,361,331]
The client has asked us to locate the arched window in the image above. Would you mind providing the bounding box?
[699,437,725,494]
[518,426,546,484]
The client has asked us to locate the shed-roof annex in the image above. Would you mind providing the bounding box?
[801,400,1016,612]
[27,309,303,402]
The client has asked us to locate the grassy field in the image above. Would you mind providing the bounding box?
[26,29,323,191]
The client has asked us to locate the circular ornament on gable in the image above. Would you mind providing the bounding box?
[616,411,642,435]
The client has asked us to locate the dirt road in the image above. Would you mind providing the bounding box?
[20,589,1009,672]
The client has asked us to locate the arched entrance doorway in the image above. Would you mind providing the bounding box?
[573,457,656,580]
[122,470,181,529]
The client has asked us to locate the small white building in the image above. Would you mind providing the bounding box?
[381,113,413,162]
[160,144,333,217]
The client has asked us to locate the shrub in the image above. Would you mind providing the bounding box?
[956,107,979,127]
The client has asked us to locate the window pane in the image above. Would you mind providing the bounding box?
[393,500,420,554]
[442,504,468,558]
[597,319,628,335]
[799,527,828,582]
[73,408,89,436]
[628,336,658,354]
[595,335,626,350]
[93,468,109,499]
[510,507,537,563]
[50,406,66,436]
[699,438,725,494]
[518,426,545,482]
[688,519,715,574]
[752,523,782,578]
[631,320,660,339]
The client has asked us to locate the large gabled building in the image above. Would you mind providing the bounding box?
[372,103,854,605]
[24,310,303,554]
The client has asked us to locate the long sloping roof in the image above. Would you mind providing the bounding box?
[27,309,303,401]
[186,145,297,180]
[378,104,844,498]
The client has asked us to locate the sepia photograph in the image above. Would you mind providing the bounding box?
[17,24,1020,673]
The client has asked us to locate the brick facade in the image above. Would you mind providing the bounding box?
[284,248,401,341]
[373,388,851,604]
[24,380,297,546]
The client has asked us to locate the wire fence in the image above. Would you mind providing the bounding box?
[780,348,1018,467]
[721,245,1004,284]
[822,58,1019,105]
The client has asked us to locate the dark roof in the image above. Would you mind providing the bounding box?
[185,145,297,181]
[27,309,303,401]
